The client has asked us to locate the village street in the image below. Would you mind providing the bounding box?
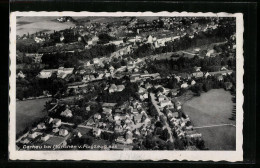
[149,93,174,143]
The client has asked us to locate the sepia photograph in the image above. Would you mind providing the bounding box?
[9,12,244,161]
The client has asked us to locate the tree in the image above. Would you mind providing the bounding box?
[98,33,113,44]
[195,138,206,150]
[73,116,83,125]
[160,128,170,141]
[174,138,185,150]
[81,135,94,146]
[166,142,175,150]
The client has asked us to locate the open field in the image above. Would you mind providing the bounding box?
[196,126,236,150]
[182,89,235,150]
[16,98,51,134]
[17,16,76,36]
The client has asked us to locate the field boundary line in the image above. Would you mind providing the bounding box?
[194,124,236,129]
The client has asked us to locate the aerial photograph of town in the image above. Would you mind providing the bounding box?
[15,15,236,151]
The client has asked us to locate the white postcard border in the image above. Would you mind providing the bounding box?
[9,11,244,161]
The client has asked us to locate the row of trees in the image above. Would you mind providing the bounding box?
[146,55,235,76]
[190,73,236,96]
[16,73,68,100]
[41,52,80,68]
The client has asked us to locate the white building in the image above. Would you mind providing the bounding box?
[38,69,57,79]
[160,100,172,108]
[60,108,73,118]
[41,134,50,141]
[59,128,69,137]
[181,82,188,88]
[57,67,74,79]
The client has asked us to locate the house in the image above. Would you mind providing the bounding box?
[93,128,102,137]
[221,66,227,71]
[38,69,57,79]
[75,127,91,137]
[37,123,46,130]
[174,75,181,82]
[204,72,211,78]
[41,134,50,141]
[172,112,179,118]
[126,138,133,144]
[181,82,188,88]
[59,128,69,137]
[138,87,146,94]
[56,67,74,79]
[115,108,123,114]
[186,133,202,138]
[34,36,45,43]
[133,68,139,72]
[145,83,152,89]
[143,92,148,99]
[109,84,118,93]
[133,114,142,123]
[89,75,95,80]
[109,65,115,72]
[105,73,111,78]
[115,125,123,133]
[20,138,30,144]
[158,95,165,102]
[17,71,26,78]
[102,103,117,108]
[117,85,125,92]
[86,118,95,126]
[179,73,192,79]
[146,35,153,43]
[194,48,200,53]
[103,107,112,115]
[60,108,73,118]
[144,118,151,125]
[130,76,139,83]
[52,119,62,127]
[191,80,196,85]
[194,66,201,72]
[93,58,100,64]
[52,128,59,133]
[110,40,124,46]
[166,110,173,118]
[192,71,203,78]
[28,131,42,139]
[116,136,126,144]
[60,35,65,42]
[217,75,224,81]
[127,63,135,71]
[125,130,133,139]
[160,100,172,108]
[94,113,101,120]
[206,49,215,57]
[174,101,182,110]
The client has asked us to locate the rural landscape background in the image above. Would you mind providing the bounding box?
[16,16,236,151]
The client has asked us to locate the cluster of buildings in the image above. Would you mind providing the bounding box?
[18,117,71,148]
[38,67,74,79]
[84,100,153,147]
